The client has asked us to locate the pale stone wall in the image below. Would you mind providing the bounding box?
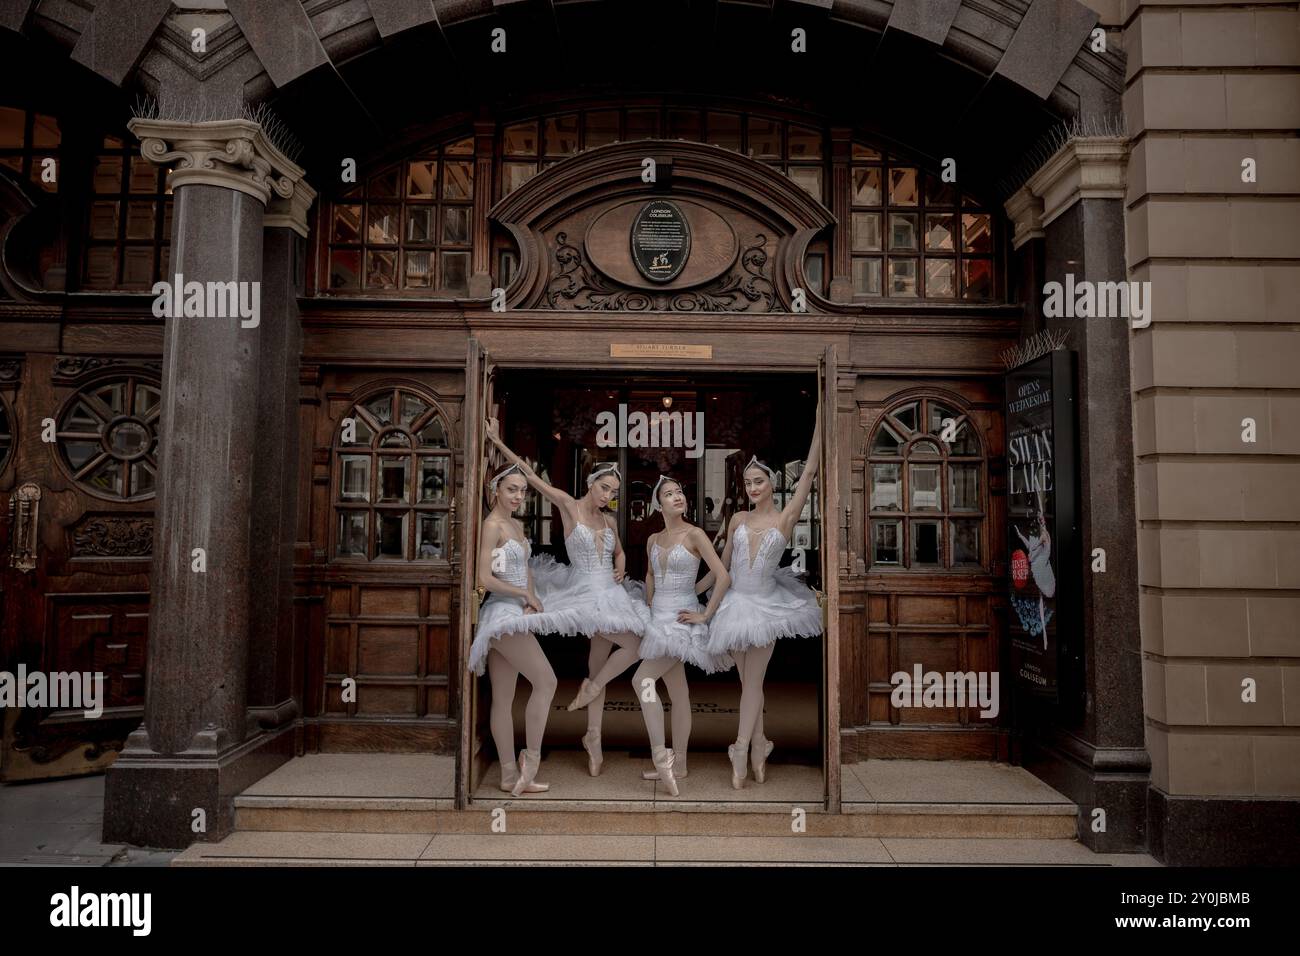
[1124,1,1300,798]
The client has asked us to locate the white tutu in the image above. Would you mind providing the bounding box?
[705,521,823,654]
[633,541,732,672]
[526,522,645,638]
[467,544,584,676]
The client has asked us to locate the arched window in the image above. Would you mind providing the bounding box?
[333,386,452,562]
[867,397,984,570]
[55,375,161,500]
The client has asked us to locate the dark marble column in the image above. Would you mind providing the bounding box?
[103,120,312,849]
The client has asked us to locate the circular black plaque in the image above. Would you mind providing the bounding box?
[630,199,691,283]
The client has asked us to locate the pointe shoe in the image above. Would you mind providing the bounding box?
[581,729,603,777]
[499,761,549,794]
[728,742,749,790]
[641,756,688,780]
[651,746,679,797]
[511,748,544,797]
[751,738,775,784]
[567,678,602,712]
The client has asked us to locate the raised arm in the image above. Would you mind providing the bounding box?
[779,406,823,540]
[680,526,731,624]
[485,417,576,515]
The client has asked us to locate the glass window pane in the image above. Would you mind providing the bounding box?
[130,461,155,496]
[0,107,24,148]
[441,252,469,294]
[337,512,367,558]
[787,125,821,160]
[585,110,620,148]
[93,155,123,193]
[852,166,881,206]
[952,519,981,566]
[852,142,881,161]
[442,206,471,244]
[88,459,124,496]
[417,513,447,559]
[852,257,881,296]
[407,159,437,198]
[368,167,399,198]
[870,421,904,454]
[442,161,473,200]
[962,213,993,253]
[925,259,955,297]
[126,201,156,239]
[406,205,434,243]
[871,463,900,511]
[889,258,918,296]
[626,110,657,140]
[379,457,409,502]
[928,402,956,435]
[419,419,448,448]
[445,137,473,156]
[376,512,408,558]
[747,117,780,160]
[963,259,993,299]
[367,205,399,244]
[910,463,940,510]
[400,394,428,427]
[667,109,701,141]
[889,167,919,205]
[365,250,397,289]
[912,520,941,566]
[706,112,742,152]
[342,415,373,446]
[332,204,362,243]
[544,114,579,155]
[950,463,980,511]
[134,385,160,417]
[925,175,957,207]
[330,249,361,290]
[64,401,101,432]
[851,212,881,252]
[910,438,940,457]
[109,420,148,456]
[803,253,824,297]
[419,456,448,501]
[871,519,900,565]
[889,213,918,251]
[925,214,954,252]
[90,202,119,239]
[64,440,100,470]
[789,166,822,201]
[892,402,918,432]
[502,162,537,195]
[96,382,125,414]
[365,393,393,424]
[504,122,539,156]
[380,431,410,448]
[340,455,371,500]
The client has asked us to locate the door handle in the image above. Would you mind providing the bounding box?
[8,481,40,573]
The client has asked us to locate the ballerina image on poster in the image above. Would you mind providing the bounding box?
[484,419,645,777]
[1011,489,1056,649]
[629,475,734,795]
[702,403,823,789]
[469,461,578,796]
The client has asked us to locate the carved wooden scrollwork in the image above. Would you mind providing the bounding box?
[71,515,155,558]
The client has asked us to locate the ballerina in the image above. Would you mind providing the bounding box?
[703,406,823,789]
[630,475,734,795]
[470,462,578,796]
[484,419,645,777]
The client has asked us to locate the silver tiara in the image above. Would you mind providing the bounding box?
[744,455,780,484]
[585,462,621,488]
[488,462,521,494]
[647,474,678,514]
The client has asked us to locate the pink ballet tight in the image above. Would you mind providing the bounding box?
[582,631,642,732]
[632,657,691,752]
[732,643,774,751]
[487,630,558,758]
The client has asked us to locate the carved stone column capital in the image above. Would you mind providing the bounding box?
[1023,136,1128,228]
[127,117,315,235]
[1003,185,1045,250]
